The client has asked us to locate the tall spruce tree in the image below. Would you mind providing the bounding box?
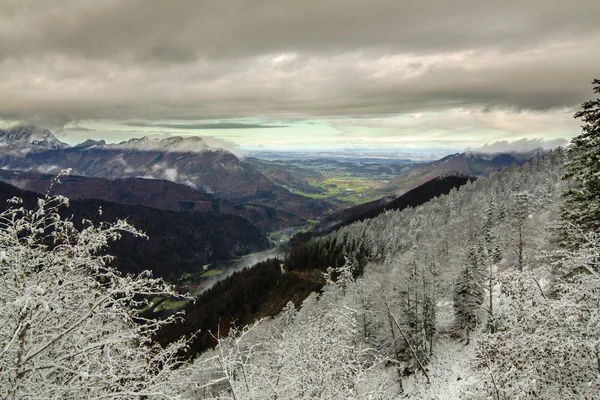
[562,79,600,240]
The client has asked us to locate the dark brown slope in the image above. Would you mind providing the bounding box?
[0,170,303,231]
[0,181,270,280]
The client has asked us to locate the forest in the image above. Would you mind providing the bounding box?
[1,80,599,399]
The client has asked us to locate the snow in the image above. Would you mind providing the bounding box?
[403,335,479,399]
[0,126,69,150]
[108,135,213,153]
[403,299,480,399]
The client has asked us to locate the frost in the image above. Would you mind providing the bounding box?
[0,192,194,399]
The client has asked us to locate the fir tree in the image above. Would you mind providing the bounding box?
[562,79,600,241]
[512,191,530,271]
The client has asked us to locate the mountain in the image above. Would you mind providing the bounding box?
[245,157,326,195]
[0,126,69,150]
[73,139,106,148]
[313,174,474,234]
[387,151,535,194]
[0,170,303,231]
[0,128,331,225]
[0,181,270,279]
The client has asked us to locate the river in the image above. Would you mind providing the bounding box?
[177,248,285,296]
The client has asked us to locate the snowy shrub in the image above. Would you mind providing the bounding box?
[0,190,192,399]
[472,232,600,399]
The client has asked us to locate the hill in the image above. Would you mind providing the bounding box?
[314,174,474,234]
[387,151,536,194]
[0,181,270,280]
[0,170,302,232]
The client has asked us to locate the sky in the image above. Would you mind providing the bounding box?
[0,0,598,151]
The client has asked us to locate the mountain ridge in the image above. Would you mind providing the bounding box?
[0,180,271,279]
[0,169,303,231]
[0,127,332,224]
[0,126,69,150]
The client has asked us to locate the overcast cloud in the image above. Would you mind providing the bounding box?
[0,0,598,148]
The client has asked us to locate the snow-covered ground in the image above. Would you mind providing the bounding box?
[402,300,480,400]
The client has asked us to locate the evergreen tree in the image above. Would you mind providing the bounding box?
[512,191,530,271]
[562,79,600,240]
[453,246,485,344]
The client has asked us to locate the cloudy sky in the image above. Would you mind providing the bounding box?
[1,0,598,151]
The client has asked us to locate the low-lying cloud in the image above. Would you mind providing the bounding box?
[122,122,288,130]
[473,138,569,153]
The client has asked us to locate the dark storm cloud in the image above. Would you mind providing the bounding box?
[2,0,599,59]
[122,122,288,129]
[0,0,598,125]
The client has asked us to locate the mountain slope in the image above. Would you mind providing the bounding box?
[0,170,303,231]
[0,126,69,150]
[0,129,330,223]
[315,174,474,233]
[0,181,270,279]
[387,151,535,194]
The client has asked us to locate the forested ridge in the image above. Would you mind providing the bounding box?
[152,173,474,360]
[313,173,474,234]
[185,146,578,399]
[2,79,600,399]
[0,181,270,279]
[155,258,324,357]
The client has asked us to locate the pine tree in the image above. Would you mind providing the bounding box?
[562,79,600,241]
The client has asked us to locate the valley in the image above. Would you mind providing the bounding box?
[0,126,591,399]
[247,156,413,206]
[0,127,547,285]
[175,248,285,296]
[2,2,597,398]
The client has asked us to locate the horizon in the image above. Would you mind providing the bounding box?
[0,124,569,162]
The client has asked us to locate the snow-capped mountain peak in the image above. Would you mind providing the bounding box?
[108,135,211,153]
[73,139,106,149]
[0,126,70,150]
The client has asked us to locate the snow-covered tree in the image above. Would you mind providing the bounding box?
[453,246,485,344]
[562,78,600,241]
[511,191,531,272]
[189,263,393,400]
[0,190,192,399]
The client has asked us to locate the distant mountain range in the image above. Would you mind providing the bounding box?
[0,126,546,234]
[387,151,535,194]
[0,126,331,226]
